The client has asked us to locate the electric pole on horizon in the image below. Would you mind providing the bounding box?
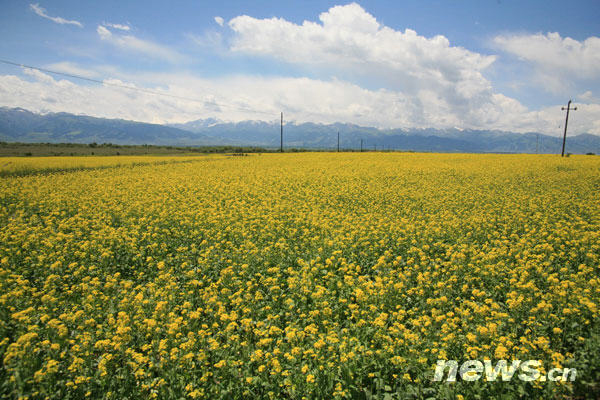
[280,112,283,153]
[360,139,363,152]
[337,131,340,152]
[561,100,577,157]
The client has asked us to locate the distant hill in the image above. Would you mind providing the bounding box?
[174,118,600,154]
[1,107,599,153]
[0,107,216,146]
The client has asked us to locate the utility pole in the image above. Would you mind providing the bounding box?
[337,131,340,152]
[536,134,539,154]
[561,100,577,157]
[360,139,363,152]
[280,112,283,153]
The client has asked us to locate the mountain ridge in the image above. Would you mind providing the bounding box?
[1,107,599,154]
[171,117,600,154]
[0,107,219,146]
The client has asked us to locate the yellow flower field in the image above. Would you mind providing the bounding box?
[0,154,224,177]
[0,153,599,399]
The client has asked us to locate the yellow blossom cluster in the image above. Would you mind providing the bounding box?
[0,154,224,177]
[0,152,599,399]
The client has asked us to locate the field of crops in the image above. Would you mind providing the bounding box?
[1,153,599,399]
[0,154,224,177]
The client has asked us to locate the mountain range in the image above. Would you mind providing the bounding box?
[0,107,216,146]
[2,107,599,154]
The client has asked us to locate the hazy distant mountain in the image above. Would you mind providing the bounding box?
[1,107,599,154]
[170,117,222,131]
[0,107,217,146]
[173,118,600,154]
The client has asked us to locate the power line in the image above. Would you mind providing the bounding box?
[0,58,203,102]
[0,58,276,116]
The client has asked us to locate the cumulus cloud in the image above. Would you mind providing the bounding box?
[2,66,599,135]
[30,3,83,27]
[22,67,55,84]
[0,68,413,126]
[4,4,599,135]
[214,16,224,27]
[226,3,517,131]
[96,25,185,63]
[494,32,600,78]
[493,32,600,93]
[229,4,495,91]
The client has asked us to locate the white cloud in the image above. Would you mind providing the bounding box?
[96,25,185,63]
[493,32,600,94]
[214,16,224,27]
[103,22,131,31]
[188,31,223,49]
[30,3,83,28]
[228,3,495,92]
[43,62,120,79]
[2,67,599,135]
[4,4,599,136]
[45,61,99,78]
[226,3,520,131]
[0,68,413,126]
[525,103,600,136]
[494,32,600,78]
[577,90,600,104]
[22,68,55,84]
[97,25,112,40]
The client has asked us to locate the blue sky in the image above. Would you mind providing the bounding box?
[0,0,599,134]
